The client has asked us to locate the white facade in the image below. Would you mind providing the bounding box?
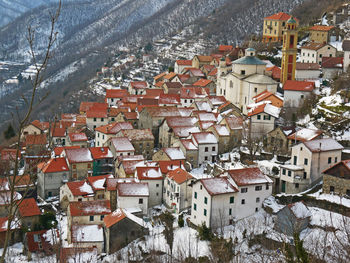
[300,44,337,64]
[295,69,321,81]
[344,50,350,72]
[284,90,312,108]
[116,196,148,215]
[86,117,108,131]
[249,114,276,139]
[138,179,163,207]
[163,176,193,213]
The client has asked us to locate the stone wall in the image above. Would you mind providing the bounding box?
[323,174,350,195]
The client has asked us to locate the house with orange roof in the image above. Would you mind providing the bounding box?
[123,112,139,128]
[153,72,167,84]
[247,102,280,138]
[193,78,216,95]
[262,12,298,42]
[22,120,50,139]
[159,93,181,107]
[218,45,233,55]
[95,122,133,147]
[89,147,114,176]
[106,137,135,158]
[60,180,95,210]
[116,182,149,214]
[174,60,192,74]
[50,123,67,146]
[25,229,59,256]
[17,198,41,230]
[105,89,129,107]
[283,80,315,108]
[322,159,350,196]
[87,174,113,200]
[24,134,48,156]
[85,105,108,131]
[180,86,208,107]
[37,157,70,199]
[163,72,177,82]
[309,25,336,44]
[192,55,213,69]
[172,73,191,84]
[265,65,281,81]
[67,133,88,148]
[103,208,148,254]
[64,148,93,180]
[253,90,283,108]
[128,81,149,95]
[300,42,336,64]
[0,217,21,247]
[163,168,193,213]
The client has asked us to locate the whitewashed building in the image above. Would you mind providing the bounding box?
[116,182,149,215]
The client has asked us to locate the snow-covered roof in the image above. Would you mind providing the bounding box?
[192,132,218,145]
[173,126,201,138]
[110,137,135,152]
[180,139,198,151]
[287,202,311,219]
[201,177,238,196]
[136,166,163,180]
[213,125,230,136]
[71,224,104,243]
[163,147,186,160]
[117,182,149,196]
[69,200,111,216]
[65,148,93,163]
[303,138,344,152]
[287,128,322,142]
[227,167,273,186]
[67,181,94,196]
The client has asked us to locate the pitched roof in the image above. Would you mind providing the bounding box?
[120,129,154,141]
[31,120,50,131]
[301,42,327,51]
[68,133,88,142]
[159,94,181,105]
[321,57,343,69]
[309,25,334,32]
[227,167,273,186]
[136,166,162,180]
[130,81,148,89]
[166,116,198,128]
[37,157,69,173]
[193,79,213,87]
[264,12,293,21]
[303,138,344,152]
[167,168,193,184]
[200,177,238,196]
[296,62,320,70]
[224,116,243,130]
[18,198,41,217]
[142,106,181,118]
[95,122,133,134]
[105,89,129,98]
[192,132,217,145]
[89,147,113,159]
[25,134,47,145]
[71,224,103,243]
[287,128,322,142]
[342,40,350,51]
[323,159,350,174]
[103,209,126,228]
[87,174,113,191]
[283,80,315,92]
[158,160,185,174]
[109,137,135,152]
[266,66,281,80]
[180,139,198,151]
[195,55,213,62]
[0,148,20,161]
[86,107,108,118]
[176,60,192,66]
[123,112,138,120]
[26,229,58,253]
[0,217,20,232]
[53,146,80,156]
[248,102,280,118]
[67,181,94,196]
[213,125,230,136]
[232,56,266,65]
[183,68,205,77]
[69,200,111,216]
[65,148,93,163]
[117,182,149,196]
[162,147,186,160]
[218,45,233,52]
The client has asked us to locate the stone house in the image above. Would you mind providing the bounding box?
[300,42,336,64]
[67,133,88,148]
[95,122,133,147]
[22,120,49,138]
[86,107,108,131]
[179,87,208,108]
[67,200,111,244]
[191,132,218,164]
[162,82,183,94]
[192,55,213,69]
[64,148,93,180]
[103,209,148,254]
[115,155,146,178]
[106,137,135,158]
[179,139,199,168]
[116,182,149,215]
[60,181,95,210]
[219,116,243,147]
[321,57,344,79]
[192,78,216,95]
[264,126,296,155]
[87,174,113,200]
[17,198,41,231]
[128,81,149,95]
[123,112,139,128]
[279,138,343,194]
[206,125,231,154]
[283,80,315,108]
[275,202,311,236]
[116,129,154,160]
[50,124,67,146]
[37,157,70,199]
[287,127,323,148]
[182,68,205,84]
[70,224,104,253]
[308,25,336,44]
[163,168,194,213]
[152,147,186,162]
[295,63,321,81]
[105,89,129,107]
[322,159,350,196]
[174,60,192,74]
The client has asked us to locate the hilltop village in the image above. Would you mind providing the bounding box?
[0,8,350,263]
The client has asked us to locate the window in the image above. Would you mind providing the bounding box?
[229,208,232,215]
[257,115,261,120]
[73,165,76,169]
[100,215,104,220]
[194,203,197,211]
[282,169,286,175]
[301,95,304,99]
[205,147,208,152]
[212,146,215,151]
[89,216,94,222]
[295,183,299,188]
[184,99,187,103]
[288,171,292,177]
[111,118,115,122]
[205,156,208,161]
[241,70,245,75]
[255,207,258,212]
[254,88,257,93]
[97,133,100,138]
[266,184,269,190]
[156,184,159,187]
[194,192,197,199]
[293,156,297,165]
[255,185,262,191]
[303,172,307,179]
[328,157,332,164]
[78,198,82,202]
[139,198,143,204]
[230,196,234,203]
[304,158,308,165]
[241,199,245,205]
[200,185,202,190]
[300,147,303,151]
[241,187,248,193]
[346,189,350,196]
[330,186,335,192]
[204,197,208,204]
[263,115,271,120]
[93,118,97,122]
[335,157,338,163]
[256,197,260,203]
[204,209,207,216]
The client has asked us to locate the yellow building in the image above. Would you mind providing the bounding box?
[280,17,298,84]
[262,12,298,43]
[309,25,335,44]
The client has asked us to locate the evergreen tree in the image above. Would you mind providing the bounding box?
[4,124,15,140]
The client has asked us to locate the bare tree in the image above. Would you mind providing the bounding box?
[0,2,61,262]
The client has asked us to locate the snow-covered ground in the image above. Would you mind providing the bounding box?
[308,189,350,208]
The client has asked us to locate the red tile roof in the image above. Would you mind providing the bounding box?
[31,120,50,131]
[103,209,126,228]
[65,148,93,163]
[109,137,135,152]
[18,198,41,217]
[53,146,80,156]
[86,108,108,118]
[0,217,20,232]
[208,68,218,76]
[159,94,181,105]
[218,45,233,52]
[264,12,293,21]
[120,129,154,141]
[301,42,326,51]
[266,66,281,80]
[283,80,315,92]
[67,180,94,196]
[146,89,164,97]
[136,166,162,180]
[158,160,185,174]
[69,200,111,217]
[176,60,192,66]
[105,89,129,98]
[87,174,113,191]
[195,55,213,62]
[89,147,113,160]
[26,229,58,253]
[95,122,133,134]
[227,167,272,186]
[192,79,213,87]
[0,148,20,161]
[296,63,320,70]
[321,57,343,69]
[123,112,138,120]
[117,182,149,196]
[68,133,88,142]
[37,157,69,173]
[309,25,335,32]
[25,134,47,146]
[167,168,193,184]
[130,81,148,89]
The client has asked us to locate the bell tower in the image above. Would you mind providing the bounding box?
[280,17,298,84]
